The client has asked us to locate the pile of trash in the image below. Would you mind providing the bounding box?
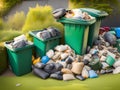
[36,27,61,40]
[32,31,120,81]
[52,8,94,20]
[4,34,33,49]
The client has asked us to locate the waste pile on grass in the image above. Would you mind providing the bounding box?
[32,31,120,81]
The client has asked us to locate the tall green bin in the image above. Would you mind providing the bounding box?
[4,41,33,76]
[0,43,8,74]
[80,8,108,47]
[29,30,61,57]
[57,17,96,55]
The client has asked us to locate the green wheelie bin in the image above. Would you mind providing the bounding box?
[57,17,96,55]
[4,41,34,76]
[29,30,61,57]
[80,8,108,47]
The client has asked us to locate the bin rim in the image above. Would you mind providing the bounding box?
[80,8,108,17]
[4,41,34,52]
[57,17,96,25]
[29,30,62,42]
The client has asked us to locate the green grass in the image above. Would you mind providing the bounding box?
[0,73,120,90]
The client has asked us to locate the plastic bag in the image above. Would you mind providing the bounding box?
[14,34,27,41]
[44,63,55,74]
[61,68,73,74]
[52,8,66,19]
[71,62,84,74]
[50,73,63,80]
[55,45,68,52]
[82,67,89,78]
[33,68,49,79]
[12,40,27,48]
[60,53,69,60]
[103,32,117,45]
[113,60,120,68]
[36,30,51,40]
[63,74,75,81]
[47,27,61,37]
[113,66,120,74]
[46,49,54,58]
[54,62,63,71]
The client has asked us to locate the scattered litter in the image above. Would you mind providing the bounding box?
[16,83,21,87]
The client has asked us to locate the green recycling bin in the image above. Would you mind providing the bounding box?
[29,30,61,57]
[0,43,8,74]
[80,8,108,47]
[4,41,33,76]
[57,17,96,55]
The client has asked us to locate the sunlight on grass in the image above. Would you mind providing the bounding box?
[39,83,89,90]
[0,73,120,90]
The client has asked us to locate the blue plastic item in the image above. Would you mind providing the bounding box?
[115,27,120,38]
[41,56,50,64]
[89,70,98,78]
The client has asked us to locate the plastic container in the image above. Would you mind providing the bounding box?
[115,27,120,38]
[89,58,102,70]
[4,41,33,76]
[0,43,8,74]
[80,8,108,47]
[57,17,96,55]
[105,55,115,66]
[109,30,116,35]
[29,30,61,57]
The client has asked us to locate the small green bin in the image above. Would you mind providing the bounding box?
[80,8,108,47]
[4,42,33,76]
[0,43,8,74]
[29,30,61,57]
[57,17,96,55]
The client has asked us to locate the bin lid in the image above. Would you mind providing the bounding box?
[29,30,62,42]
[57,17,96,25]
[80,8,108,18]
[4,41,34,52]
